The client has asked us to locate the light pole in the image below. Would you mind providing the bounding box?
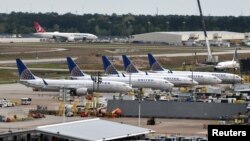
[63,86,66,123]
[233,68,236,88]
[127,21,131,36]
[92,76,96,93]
[147,21,151,32]
[166,21,169,31]
[108,21,112,37]
[97,71,102,92]
[129,72,131,88]
[191,52,196,101]
[182,21,186,31]
[138,88,142,127]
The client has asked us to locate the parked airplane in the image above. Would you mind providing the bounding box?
[101,56,198,87]
[148,53,242,84]
[215,48,240,70]
[67,57,173,90]
[102,56,199,87]
[122,55,221,85]
[16,59,132,95]
[33,21,98,42]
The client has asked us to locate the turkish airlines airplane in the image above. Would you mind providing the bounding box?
[33,21,98,42]
[16,59,131,95]
[67,57,173,91]
[215,48,240,70]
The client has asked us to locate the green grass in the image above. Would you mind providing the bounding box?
[28,63,67,69]
[0,69,18,83]
[0,42,247,83]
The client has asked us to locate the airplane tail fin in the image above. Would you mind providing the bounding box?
[232,48,238,62]
[34,21,46,33]
[122,55,140,73]
[67,57,87,77]
[102,56,119,75]
[16,59,36,80]
[148,53,165,71]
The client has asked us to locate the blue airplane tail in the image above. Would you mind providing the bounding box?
[66,57,85,77]
[102,56,119,75]
[147,53,165,71]
[122,55,139,73]
[16,59,35,80]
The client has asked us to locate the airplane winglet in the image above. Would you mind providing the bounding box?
[122,73,126,77]
[43,79,48,85]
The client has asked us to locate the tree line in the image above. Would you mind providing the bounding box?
[0,12,250,36]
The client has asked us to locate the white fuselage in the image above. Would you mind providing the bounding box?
[121,73,198,87]
[33,32,98,41]
[168,70,242,84]
[71,76,174,90]
[20,78,132,94]
[215,61,239,70]
[121,71,220,85]
[162,72,221,85]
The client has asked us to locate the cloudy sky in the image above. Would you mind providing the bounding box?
[1,0,250,16]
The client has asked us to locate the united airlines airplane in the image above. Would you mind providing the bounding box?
[33,21,98,42]
[16,59,132,95]
[122,55,222,85]
[67,57,173,91]
[215,48,240,70]
[148,53,242,84]
[102,56,199,87]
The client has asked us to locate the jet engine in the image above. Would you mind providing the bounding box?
[67,37,75,42]
[74,88,88,96]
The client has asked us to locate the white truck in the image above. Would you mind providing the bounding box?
[21,98,32,105]
[0,99,15,107]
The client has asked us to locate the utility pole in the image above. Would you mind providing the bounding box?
[97,71,102,92]
[138,88,142,127]
[63,86,65,123]
[129,72,132,87]
[92,75,96,93]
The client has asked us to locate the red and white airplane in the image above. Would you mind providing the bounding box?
[33,21,98,42]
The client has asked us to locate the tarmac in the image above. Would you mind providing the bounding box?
[0,83,215,136]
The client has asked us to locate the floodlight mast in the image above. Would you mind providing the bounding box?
[197,0,213,62]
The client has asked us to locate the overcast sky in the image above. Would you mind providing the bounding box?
[1,0,250,16]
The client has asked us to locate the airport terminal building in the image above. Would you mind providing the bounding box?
[129,31,247,46]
